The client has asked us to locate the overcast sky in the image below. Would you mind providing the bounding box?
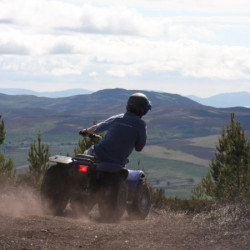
[0,0,250,97]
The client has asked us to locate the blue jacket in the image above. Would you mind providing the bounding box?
[94,112,147,165]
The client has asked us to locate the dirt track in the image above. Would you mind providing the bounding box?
[0,188,249,250]
[1,211,250,250]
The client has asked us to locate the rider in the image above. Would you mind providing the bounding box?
[79,93,152,166]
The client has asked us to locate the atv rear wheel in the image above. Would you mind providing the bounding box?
[127,180,151,219]
[98,176,127,222]
[41,164,69,215]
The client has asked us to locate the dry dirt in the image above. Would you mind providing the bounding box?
[0,187,249,250]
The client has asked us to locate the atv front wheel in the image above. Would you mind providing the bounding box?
[41,164,69,215]
[127,180,151,219]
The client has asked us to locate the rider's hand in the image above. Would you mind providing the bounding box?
[79,125,97,137]
[86,125,97,135]
[79,129,89,137]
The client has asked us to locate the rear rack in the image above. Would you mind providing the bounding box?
[74,154,99,162]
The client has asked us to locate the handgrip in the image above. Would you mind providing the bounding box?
[79,130,102,139]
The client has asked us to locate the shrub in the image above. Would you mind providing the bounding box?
[26,132,51,188]
[0,115,16,186]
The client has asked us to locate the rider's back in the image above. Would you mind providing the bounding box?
[94,112,147,165]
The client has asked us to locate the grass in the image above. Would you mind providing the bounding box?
[193,201,250,230]
[142,145,209,167]
[127,151,208,198]
[188,134,219,148]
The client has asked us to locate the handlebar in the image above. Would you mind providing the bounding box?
[79,130,102,139]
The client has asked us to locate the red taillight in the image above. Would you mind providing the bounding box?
[78,165,88,173]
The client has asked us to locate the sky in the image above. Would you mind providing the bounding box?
[0,0,250,97]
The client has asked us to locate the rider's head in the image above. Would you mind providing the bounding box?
[126,93,152,117]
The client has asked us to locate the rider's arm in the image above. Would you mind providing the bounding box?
[134,122,147,152]
[80,114,123,136]
[95,114,123,133]
[86,125,97,134]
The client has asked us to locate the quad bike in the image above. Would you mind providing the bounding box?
[41,133,151,221]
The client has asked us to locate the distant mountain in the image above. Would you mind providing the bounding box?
[0,88,198,111]
[188,92,250,108]
[1,88,250,140]
[0,88,92,98]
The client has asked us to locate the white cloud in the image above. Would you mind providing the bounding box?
[0,0,81,29]
[50,43,75,54]
[89,72,98,77]
[0,41,29,54]
[0,1,163,36]
[0,0,250,97]
[75,5,165,37]
[79,0,250,14]
[107,66,141,78]
[0,37,250,81]
[50,67,81,76]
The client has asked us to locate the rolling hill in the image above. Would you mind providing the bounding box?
[1,88,250,197]
[188,91,250,108]
[0,88,92,97]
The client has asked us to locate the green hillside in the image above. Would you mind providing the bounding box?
[1,88,250,197]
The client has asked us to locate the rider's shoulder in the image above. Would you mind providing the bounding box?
[105,113,124,121]
[124,112,146,125]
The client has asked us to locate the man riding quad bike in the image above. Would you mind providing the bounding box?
[41,93,152,221]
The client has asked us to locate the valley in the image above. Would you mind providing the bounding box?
[1,88,250,198]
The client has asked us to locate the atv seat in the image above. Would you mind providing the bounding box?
[74,154,128,177]
[95,161,125,172]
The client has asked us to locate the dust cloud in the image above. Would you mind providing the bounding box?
[0,185,93,223]
[0,185,43,218]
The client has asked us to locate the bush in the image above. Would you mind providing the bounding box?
[0,155,16,184]
[150,186,213,213]
[0,115,16,185]
[27,132,51,188]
